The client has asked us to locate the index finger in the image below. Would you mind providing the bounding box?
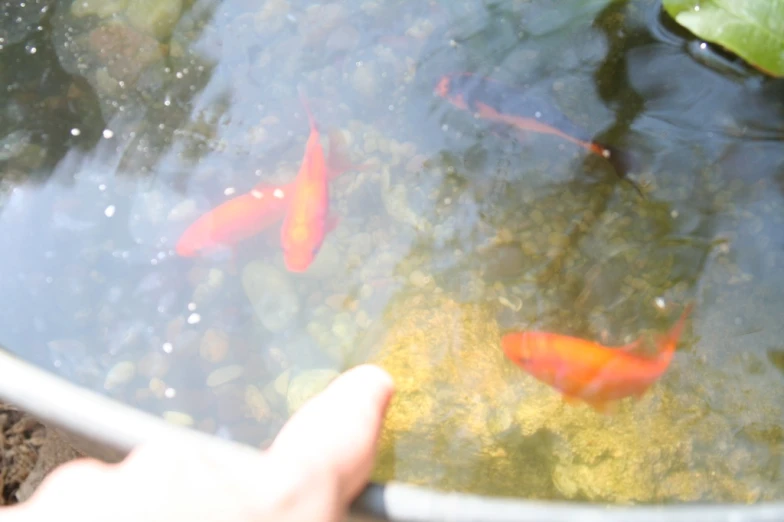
[269,364,395,503]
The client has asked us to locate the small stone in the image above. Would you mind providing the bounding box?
[355,309,371,328]
[242,262,300,332]
[125,0,183,40]
[409,270,431,288]
[406,154,427,173]
[199,329,230,363]
[137,352,171,378]
[168,199,199,222]
[72,0,129,18]
[331,312,357,341]
[286,369,340,415]
[325,294,349,310]
[104,361,135,390]
[352,62,378,99]
[162,411,194,427]
[274,369,292,396]
[206,365,244,387]
[359,283,374,300]
[245,385,271,421]
[149,377,167,398]
[499,295,523,311]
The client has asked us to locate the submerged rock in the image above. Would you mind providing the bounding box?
[241,261,300,333]
[125,0,183,41]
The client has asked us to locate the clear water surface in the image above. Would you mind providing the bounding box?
[1,0,783,504]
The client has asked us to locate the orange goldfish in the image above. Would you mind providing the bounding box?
[176,102,355,260]
[501,303,693,412]
[435,72,641,195]
[175,181,293,258]
[280,92,351,272]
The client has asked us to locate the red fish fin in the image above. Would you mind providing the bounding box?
[656,302,695,352]
[326,129,369,180]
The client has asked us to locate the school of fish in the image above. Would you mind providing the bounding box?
[176,71,690,411]
[176,92,357,271]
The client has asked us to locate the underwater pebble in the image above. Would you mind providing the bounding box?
[168,199,199,222]
[499,295,523,311]
[149,377,167,398]
[104,361,136,390]
[331,312,357,341]
[325,293,348,310]
[274,369,292,396]
[162,411,194,427]
[355,309,371,329]
[242,261,300,332]
[206,365,244,388]
[352,62,378,99]
[199,328,230,363]
[137,351,170,378]
[406,154,427,173]
[244,385,271,421]
[286,369,340,415]
[192,268,225,306]
[348,232,373,258]
[254,0,290,34]
[359,283,374,300]
[125,0,183,40]
[409,270,431,288]
[72,0,129,18]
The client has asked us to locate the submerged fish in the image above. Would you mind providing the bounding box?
[175,182,292,258]
[434,72,640,193]
[501,303,693,412]
[176,100,356,260]
[280,89,358,272]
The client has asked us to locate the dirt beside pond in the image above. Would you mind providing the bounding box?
[0,403,45,505]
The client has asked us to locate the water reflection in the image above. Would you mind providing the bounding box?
[0,0,783,505]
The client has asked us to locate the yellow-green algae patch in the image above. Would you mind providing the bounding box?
[370,293,767,503]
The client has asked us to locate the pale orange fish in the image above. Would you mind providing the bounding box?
[501,303,694,412]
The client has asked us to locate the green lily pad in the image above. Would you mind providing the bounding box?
[662,0,784,77]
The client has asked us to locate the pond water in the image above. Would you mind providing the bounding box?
[1,0,783,504]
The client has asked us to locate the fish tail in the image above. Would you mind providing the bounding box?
[658,301,695,358]
[297,84,318,133]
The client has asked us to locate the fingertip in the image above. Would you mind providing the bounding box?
[335,364,395,398]
[268,364,396,506]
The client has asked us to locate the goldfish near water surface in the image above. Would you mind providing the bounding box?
[501,303,694,413]
[280,90,358,272]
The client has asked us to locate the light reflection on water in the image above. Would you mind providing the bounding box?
[0,0,783,504]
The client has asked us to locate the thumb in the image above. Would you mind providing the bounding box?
[269,364,394,503]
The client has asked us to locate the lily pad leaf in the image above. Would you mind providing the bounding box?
[662,0,784,77]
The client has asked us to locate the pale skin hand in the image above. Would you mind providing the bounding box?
[3,364,395,522]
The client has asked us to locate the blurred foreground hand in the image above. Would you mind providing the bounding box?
[4,364,394,522]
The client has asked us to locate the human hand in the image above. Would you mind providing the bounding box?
[4,364,395,522]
